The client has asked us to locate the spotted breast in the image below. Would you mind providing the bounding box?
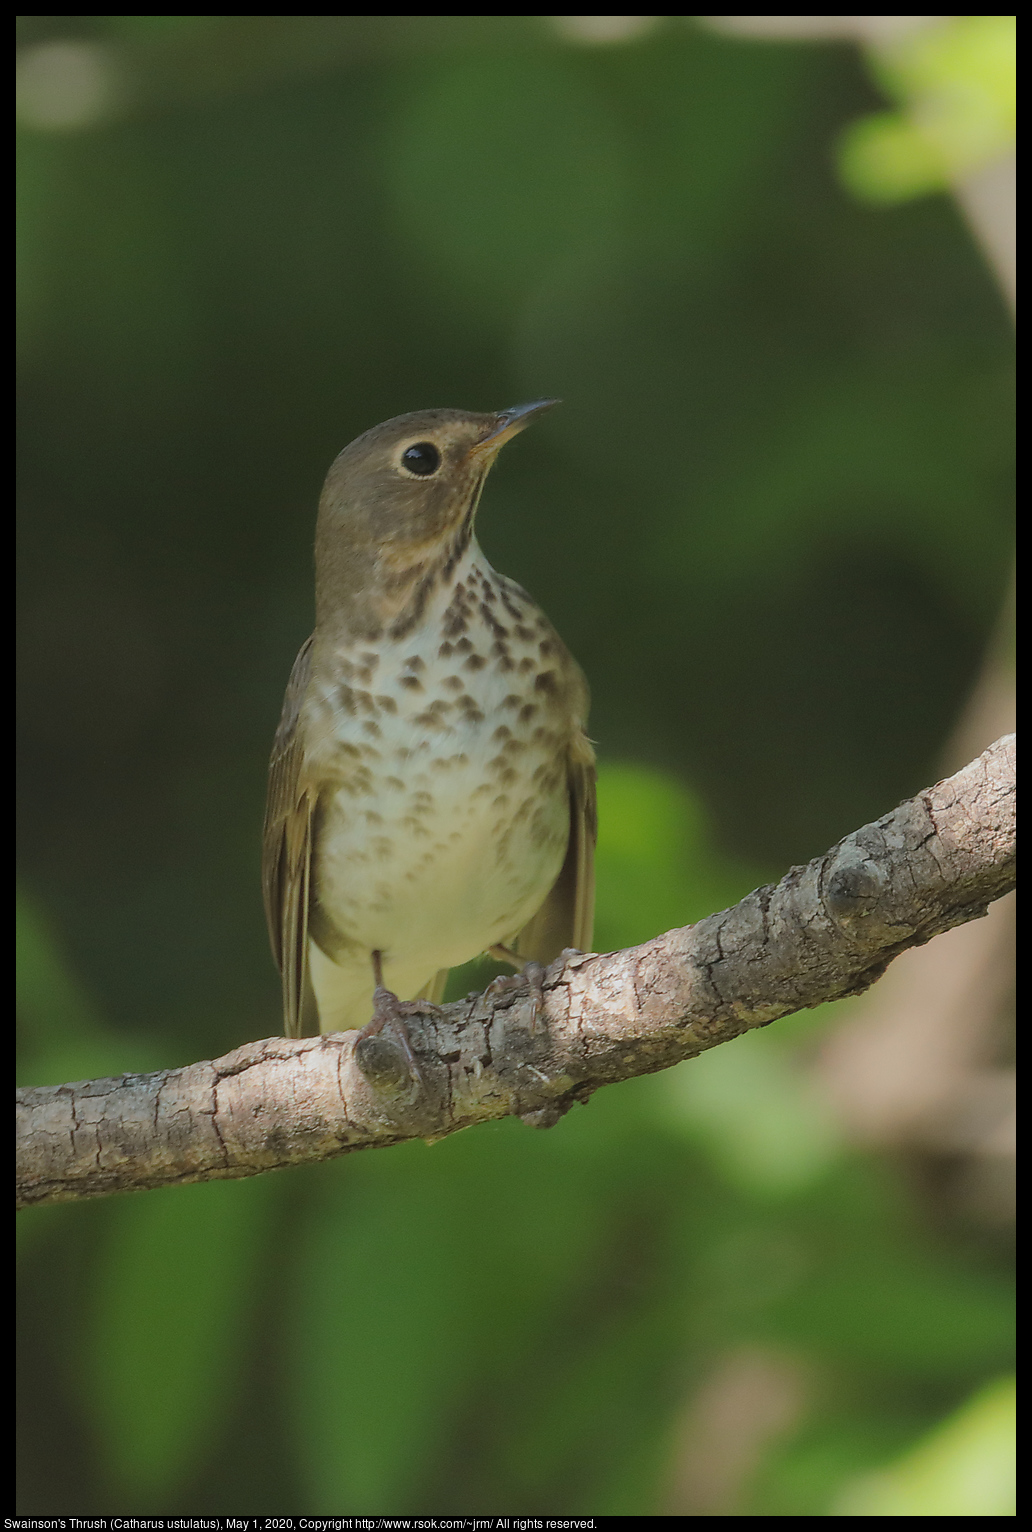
[301,549,590,1030]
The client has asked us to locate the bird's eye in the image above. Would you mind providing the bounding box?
[400,442,441,477]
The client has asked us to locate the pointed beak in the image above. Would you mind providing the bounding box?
[468,398,560,459]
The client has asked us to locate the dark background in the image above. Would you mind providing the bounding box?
[17,16,1013,1515]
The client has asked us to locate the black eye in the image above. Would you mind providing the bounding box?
[401,441,441,476]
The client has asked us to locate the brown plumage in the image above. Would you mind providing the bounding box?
[262,402,595,1038]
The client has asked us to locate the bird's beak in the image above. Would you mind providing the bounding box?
[468,398,560,460]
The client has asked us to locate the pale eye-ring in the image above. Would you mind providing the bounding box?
[400,441,441,477]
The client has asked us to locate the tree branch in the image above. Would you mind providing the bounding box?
[17,736,1015,1209]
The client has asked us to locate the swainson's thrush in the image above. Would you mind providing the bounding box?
[263,401,596,1044]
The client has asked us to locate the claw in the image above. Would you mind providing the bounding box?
[355,985,435,1091]
[483,953,546,1032]
[522,960,546,1034]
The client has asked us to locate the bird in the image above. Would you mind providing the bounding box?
[262,400,596,1057]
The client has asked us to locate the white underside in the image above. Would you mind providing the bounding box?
[306,546,571,1032]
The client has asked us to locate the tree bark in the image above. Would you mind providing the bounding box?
[17,735,1015,1209]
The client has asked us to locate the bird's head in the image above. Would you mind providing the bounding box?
[314,400,558,638]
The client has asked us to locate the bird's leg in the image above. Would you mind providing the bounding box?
[486,943,523,969]
[485,945,546,1033]
[354,950,439,1089]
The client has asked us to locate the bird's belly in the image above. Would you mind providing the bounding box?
[312,723,570,975]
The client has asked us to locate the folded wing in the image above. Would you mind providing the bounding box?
[262,635,317,1037]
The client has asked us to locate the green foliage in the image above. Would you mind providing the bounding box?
[594,761,764,950]
[291,1129,609,1510]
[661,1031,843,1199]
[84,1174,276,1502]
[17,891,165,1090]
[17,13,1013,1517]
[839,17,1016,202]
[833,1375,1016,1515]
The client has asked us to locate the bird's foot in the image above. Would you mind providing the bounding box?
[485,948,546,1033]
[354,987,438,1093]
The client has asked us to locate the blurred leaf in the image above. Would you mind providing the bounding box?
[878,16,1015,170]
[831,1374,1015,1515]
[661,1033,843,1198]
[83,1173,276,1501]
[748,1405,940,1518]
[840,16,1016,203]
[838,110,954,204]
[594,762,763,951]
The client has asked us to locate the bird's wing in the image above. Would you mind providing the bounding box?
[515,729,597,965]
[262,634,318,1038]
